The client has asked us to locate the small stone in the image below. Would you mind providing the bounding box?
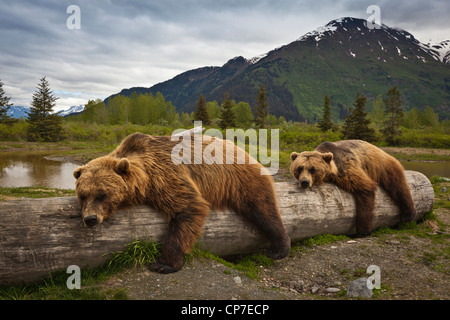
[385,240,400,245]
[311,285,320,294]
[347,277,373,298]
[233,276,242,286]
[325,287,340,293]
[347,240,357,244]
[331,246,337,249]
[442,187,447,193]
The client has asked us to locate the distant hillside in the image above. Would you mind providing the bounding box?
[108,17,450,122]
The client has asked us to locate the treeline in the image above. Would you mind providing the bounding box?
[70,84,287,129]
[72,92,177,126]
[1,78,448,149]
[317,86,449,146]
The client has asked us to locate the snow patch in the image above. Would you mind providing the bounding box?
[249,53,268,64]
[297,23,338,42]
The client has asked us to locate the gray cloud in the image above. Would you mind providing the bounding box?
[0,0,448,111]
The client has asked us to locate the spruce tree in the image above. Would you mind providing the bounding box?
[255,84,268,128]
[193,94,210,125]
[26,77,64,142]
[382,86,403,145]
[317,94,334,132]
[342,93,375,141]
[0,80,13,123]
[219,92,236,129]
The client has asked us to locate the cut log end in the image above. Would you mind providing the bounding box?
[0,170,434,284]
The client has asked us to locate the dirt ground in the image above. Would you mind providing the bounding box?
[98,207,449,300]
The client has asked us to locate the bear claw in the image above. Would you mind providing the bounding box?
[149,260,182,274]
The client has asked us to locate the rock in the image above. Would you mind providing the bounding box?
[347,277,373,298]
[385,240,401,245]
[442,187,447,193]
[325,287,340,293]
[233,276,242,286]
[311,285,320,294]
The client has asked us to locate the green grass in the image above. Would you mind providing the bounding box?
[0,187,75,200]
[106,239,162,272]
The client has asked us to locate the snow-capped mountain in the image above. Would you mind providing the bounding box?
[296,17,449,64]
[58,105,84,117]
[6,106,29,119]
[6,105,85,118]
[108,17,450,121]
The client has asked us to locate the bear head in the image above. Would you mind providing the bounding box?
[73,157,130,227]
[290,151,334,189]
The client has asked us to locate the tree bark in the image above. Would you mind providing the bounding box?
[0,170,433,284]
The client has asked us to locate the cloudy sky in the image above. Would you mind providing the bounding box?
[1,0,449,111]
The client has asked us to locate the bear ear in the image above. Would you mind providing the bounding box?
[73,166,83,180]
[115,158,130,175]
[290,152,299,161]
[322,152,333,164]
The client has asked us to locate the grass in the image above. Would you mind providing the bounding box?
[0,187,75,201]
[106,239,162,271]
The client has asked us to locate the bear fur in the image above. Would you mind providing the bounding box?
[74,132,290,273]
[290,140,416,235]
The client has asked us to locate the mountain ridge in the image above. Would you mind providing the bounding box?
[6,105,84,119]
[109,17,450,121]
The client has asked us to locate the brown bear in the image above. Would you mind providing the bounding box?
[290,140,416,235]
[73,132,290,273]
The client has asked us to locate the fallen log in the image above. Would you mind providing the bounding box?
[0,170,433,285]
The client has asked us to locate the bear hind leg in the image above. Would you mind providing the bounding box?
[340,168,378,236]
[234,197,291,260]
[378,165,416,223]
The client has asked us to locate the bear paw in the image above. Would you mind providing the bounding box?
[149,259,183,274]
[268,239,291,260]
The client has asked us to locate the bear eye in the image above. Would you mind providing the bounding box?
[96,192,106,201]
[297,166,303,174]
[309,167,316,174]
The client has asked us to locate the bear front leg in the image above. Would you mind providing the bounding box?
[353,191,376,236]
[150,197,210,274]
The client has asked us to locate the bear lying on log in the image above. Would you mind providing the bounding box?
[0,170,433,285]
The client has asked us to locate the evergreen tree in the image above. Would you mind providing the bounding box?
[0,80,13,123]
[26,77,64,142]
[317,94,334,132]
[219,92,236,129]
[382,85,403,145]
[193,94,210,125]
[255,84,268,128]
[342,93,375,141]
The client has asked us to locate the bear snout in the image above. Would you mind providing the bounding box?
[83,215,99,227]
[300,179,311,189]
